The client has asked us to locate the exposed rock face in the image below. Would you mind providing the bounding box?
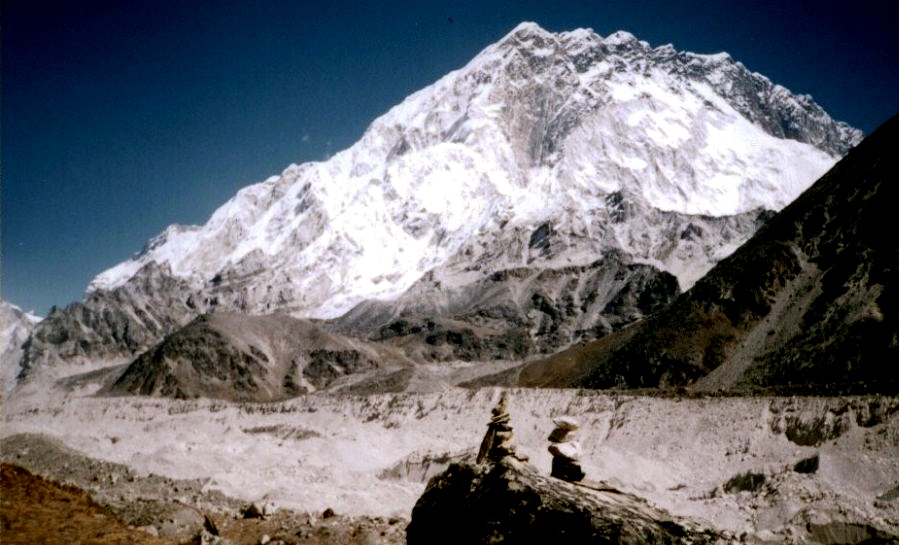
[332,252,679,364]
[19,262,205,377]
[19,22,860,380]
[0,301,41,392]
[509,114,899,394]
[102,312,413,401]
[406,459,727,544]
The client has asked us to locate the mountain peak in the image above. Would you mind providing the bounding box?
[603,29,640,46]
[503,21,550,38]
[21,24,864,373]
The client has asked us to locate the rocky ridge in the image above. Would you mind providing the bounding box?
[17,263,202,380]
[101,312,415,400]
[19,22,860,381]
[504,114,898,394]
[331,251,680,365]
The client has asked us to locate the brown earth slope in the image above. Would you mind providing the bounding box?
[0,463,177,545]
[507,113,899,394]
[0,461,407,545]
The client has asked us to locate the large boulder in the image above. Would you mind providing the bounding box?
[406,458,728,544]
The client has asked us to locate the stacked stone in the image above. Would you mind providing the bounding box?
[476,392,526,463]
[547,416,585,482]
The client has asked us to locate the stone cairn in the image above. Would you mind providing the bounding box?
[476,392,528,464]
[548,416,585,482]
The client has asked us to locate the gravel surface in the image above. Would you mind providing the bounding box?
[1,434,406,545]
[3,382,898,543]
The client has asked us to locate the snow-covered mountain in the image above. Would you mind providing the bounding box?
[21,22,861,375]
[503,113,899,394]
[1,301,41,392]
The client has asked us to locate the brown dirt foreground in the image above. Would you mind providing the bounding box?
[1,463,175,545]
[0,463,406,545]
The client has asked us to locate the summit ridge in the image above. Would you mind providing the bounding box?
[20,23,861,373]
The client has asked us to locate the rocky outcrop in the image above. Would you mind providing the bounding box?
[406,458,727,544]
[101,312,413,401]
[332,252,679,364]
[506,114,899,394]
[19,262,205,377]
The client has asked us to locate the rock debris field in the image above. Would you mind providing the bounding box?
[2,383,898,543]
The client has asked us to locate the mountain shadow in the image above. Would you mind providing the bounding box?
[501,113,899,394]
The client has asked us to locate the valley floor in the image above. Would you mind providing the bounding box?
[2,377,898,543]
[0,458,405,545]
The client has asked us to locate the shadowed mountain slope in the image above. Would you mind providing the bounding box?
[102,313,414,400]
[506,113,899,394]
[330,252,679,364]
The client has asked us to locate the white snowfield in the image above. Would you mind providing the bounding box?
[87,22,858,319]
[0,301,41,393]
[3,383,897,539]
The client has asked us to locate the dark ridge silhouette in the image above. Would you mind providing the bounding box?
[505,113,899,394]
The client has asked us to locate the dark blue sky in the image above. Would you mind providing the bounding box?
[3,0,897,316]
